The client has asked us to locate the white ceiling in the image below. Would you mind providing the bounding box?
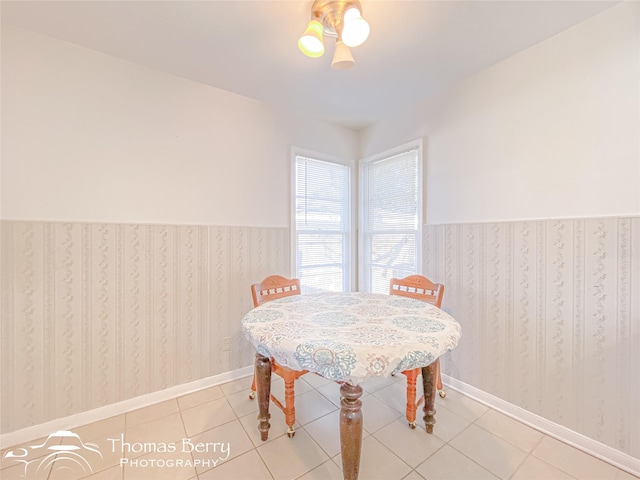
[2,0,620,129]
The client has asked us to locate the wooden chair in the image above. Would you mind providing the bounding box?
[389,274,446,428]
[249,275,307,437]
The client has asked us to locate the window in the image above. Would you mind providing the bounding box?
[293,152,352,293]
[359,140,423,293]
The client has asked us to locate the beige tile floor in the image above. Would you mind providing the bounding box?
[1,374,637,480]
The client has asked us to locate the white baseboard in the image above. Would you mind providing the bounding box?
[3,368,638,477]
[442,374,640,478]
[0,366,254,450]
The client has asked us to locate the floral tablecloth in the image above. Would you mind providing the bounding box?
[242,292,462,384]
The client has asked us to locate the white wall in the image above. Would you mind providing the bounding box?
[0,25,358,434]
[359,2,640,466]
[360,1,639,225]
[1,26,359,227]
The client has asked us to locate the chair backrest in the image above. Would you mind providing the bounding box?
[251,275,301,308]
[389,275,444,308]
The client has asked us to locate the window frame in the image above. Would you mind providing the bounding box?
[358,139,424,293]
[290,147,356,293]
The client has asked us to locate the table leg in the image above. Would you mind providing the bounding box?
[421,362,437,433]
[255,353,272,441]
[340,382,363,480]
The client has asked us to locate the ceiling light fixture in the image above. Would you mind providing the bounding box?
[298,0,370,70]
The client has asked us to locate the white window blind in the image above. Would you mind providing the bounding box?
[294,155,351,293]
[360,146,422,293]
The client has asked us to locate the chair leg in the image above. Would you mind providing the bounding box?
[403,369,419,428]
[249,371,257,399]
[436,359,446,398]
[282,370,296,437]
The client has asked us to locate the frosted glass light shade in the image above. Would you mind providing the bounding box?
[331,40,354,70]
[298,19,325,57]
[342,8,369,47]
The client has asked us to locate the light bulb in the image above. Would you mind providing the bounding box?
[298,19,325,58]
[341,8,369,47]
[331,40,354,70]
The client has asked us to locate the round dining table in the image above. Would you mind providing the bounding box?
[242,291,461,480]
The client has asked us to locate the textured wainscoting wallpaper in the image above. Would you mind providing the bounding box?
[2,217,639,462]
[425,217,640,460]
[1,221,289,433]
